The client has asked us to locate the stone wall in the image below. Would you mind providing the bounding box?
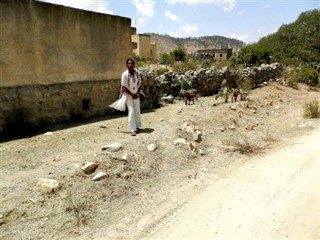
[157,63,284,97]
[1,80,119,128]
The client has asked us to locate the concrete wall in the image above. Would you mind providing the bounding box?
[132,34,157,59]
[0,0,148,134]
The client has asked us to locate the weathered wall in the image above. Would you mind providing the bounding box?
[0,0,159,134]
[132,34,157,59]
[1,0,135,87]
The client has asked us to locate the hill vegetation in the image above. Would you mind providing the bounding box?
[147,33,245,55]
[233,9,320,67]
[138,10,319,88]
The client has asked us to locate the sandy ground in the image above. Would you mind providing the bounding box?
[0,83,319,240]
[142,128,320,239]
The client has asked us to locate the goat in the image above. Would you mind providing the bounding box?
[231,89,241,103]
[185,90,197,105]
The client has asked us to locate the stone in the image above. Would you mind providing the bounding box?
[174,138,187,146]
[81,162,99,173]
[101,143,123,152]
[36,178,60,194]
[92,172,106,181]
[147,143,157,152]
[193,132,202,142]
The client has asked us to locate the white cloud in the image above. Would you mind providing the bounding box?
[263,3,270,8]
[133,0,155,18]
[222,0,236,12]
[180,24,199,35]
[165,0,236,12]
[164,10,180,22]
[133,0,155,28]
[38,0,112,14]
[230,33,248,42]
[167,23,198,38]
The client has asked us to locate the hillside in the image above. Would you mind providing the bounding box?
[146,33,245,55]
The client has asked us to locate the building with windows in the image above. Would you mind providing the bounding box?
[132,34,157,59]
[194,48,233,61]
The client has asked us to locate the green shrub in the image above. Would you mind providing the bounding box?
[304,100,320,118]
[157,67,169,75]
[298,67,319,86]
[171,60,197,73]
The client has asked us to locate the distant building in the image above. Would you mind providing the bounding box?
[194,48,233,61]
[132,34,157,59]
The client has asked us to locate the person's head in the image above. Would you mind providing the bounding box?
[126,58,135,71]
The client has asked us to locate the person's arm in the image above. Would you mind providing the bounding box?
[136,69,142,94]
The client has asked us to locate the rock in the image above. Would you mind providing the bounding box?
[245,124,255,130]
[147,143,157,152]
[187,142,197,152]
[81,162,99,173]
[101,143,123,152]
[36,178,60,194]
[193,132,202,142]
[161,95,174,104]
[92,172,106,181]
[229,125,236,130]
[174,138,187,146]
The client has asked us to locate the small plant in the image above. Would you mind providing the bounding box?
[156,67,169,76]
[221,131,259,154]
[304,100,320,118]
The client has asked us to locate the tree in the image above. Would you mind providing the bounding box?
[170,46,187,62]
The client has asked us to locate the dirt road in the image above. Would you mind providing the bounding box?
[143,129,320,240]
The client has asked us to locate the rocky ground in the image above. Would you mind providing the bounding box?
[0,83,319,240]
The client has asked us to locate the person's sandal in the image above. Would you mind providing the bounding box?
[130,132,137,136]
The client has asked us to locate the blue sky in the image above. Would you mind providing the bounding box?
[38,0,319,44]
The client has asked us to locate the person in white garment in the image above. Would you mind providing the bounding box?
[120,58,142,136]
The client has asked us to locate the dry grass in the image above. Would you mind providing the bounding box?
[221,131,262,155]
[304,100,320,118]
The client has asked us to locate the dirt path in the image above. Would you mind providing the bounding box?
[141,129,320,239]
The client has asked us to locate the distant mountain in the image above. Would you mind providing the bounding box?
[145,33,245,56]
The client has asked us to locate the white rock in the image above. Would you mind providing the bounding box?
[92,172,106,181]
[147,143,157,152]
[229,125,236,130]
[36,178,60,194]
[44,132,53,136]
[174,138,187,146]
[101,143,123,152]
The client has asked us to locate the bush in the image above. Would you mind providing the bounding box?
[159,53,172,65]
[156,67,169,76]
[298,67,319,86]
[171,59,197,72]
[304,100,320,118]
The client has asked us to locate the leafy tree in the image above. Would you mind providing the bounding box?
[232,9,320,67]
[159,52,172,65]
[170,46,187,62]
